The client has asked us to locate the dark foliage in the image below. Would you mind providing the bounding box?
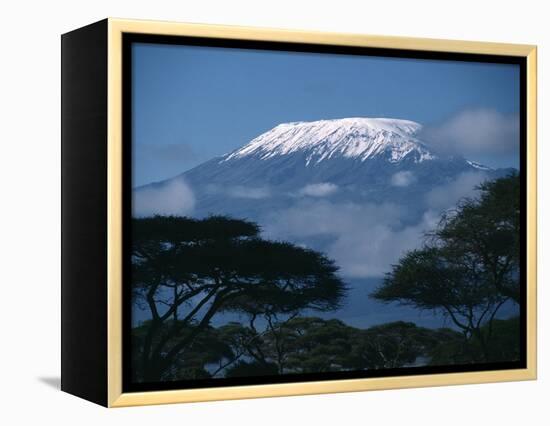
[372,174,521,361]
[131,215,345,382]
[130,173,521,381]
[217,318,462,377]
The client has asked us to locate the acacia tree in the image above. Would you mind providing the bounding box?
[131,215,345,382]
[220,318,459,376]
[348,321,449,370]
[436,174,520,303]
[222,317,354,375]
[131,321,234,380]
[371,174,520,362]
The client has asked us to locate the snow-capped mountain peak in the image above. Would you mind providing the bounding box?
[136,115,510,222]
[222,117,436,166]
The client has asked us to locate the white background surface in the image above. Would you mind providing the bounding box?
[0,0,546,423]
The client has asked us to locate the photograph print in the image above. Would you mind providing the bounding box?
[126,37,525,390]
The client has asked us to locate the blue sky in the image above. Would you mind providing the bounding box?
[132,42,520,186]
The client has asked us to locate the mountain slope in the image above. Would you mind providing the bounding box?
[182,119,455,185]
[136,117,512,222]
[132,117,516,327]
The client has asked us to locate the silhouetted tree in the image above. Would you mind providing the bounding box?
[132,320,233,380]
[131,215,345,382]
[220,318,459,376]
[371,174,520,362]
[348,321,446,369]
[436,173,520,303]
[221,318,357,376]
[428,316,521,365]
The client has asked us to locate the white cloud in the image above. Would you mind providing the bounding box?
[425,171,487,210]
[420,108,519,160]
[391,171,416,187]
[263,200,434,278]
[133,179,195,217]
[328,210,439,278]
[298,182,338,197]
[264,200,402,240]
[204,184,272,199]
[227,186,271,199]
[263,171,486,279]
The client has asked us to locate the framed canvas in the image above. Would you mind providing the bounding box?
[61,18,537,407]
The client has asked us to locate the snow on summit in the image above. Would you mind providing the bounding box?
[222,117,436,165]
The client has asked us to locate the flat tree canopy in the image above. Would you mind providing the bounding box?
[131,215,346,382]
